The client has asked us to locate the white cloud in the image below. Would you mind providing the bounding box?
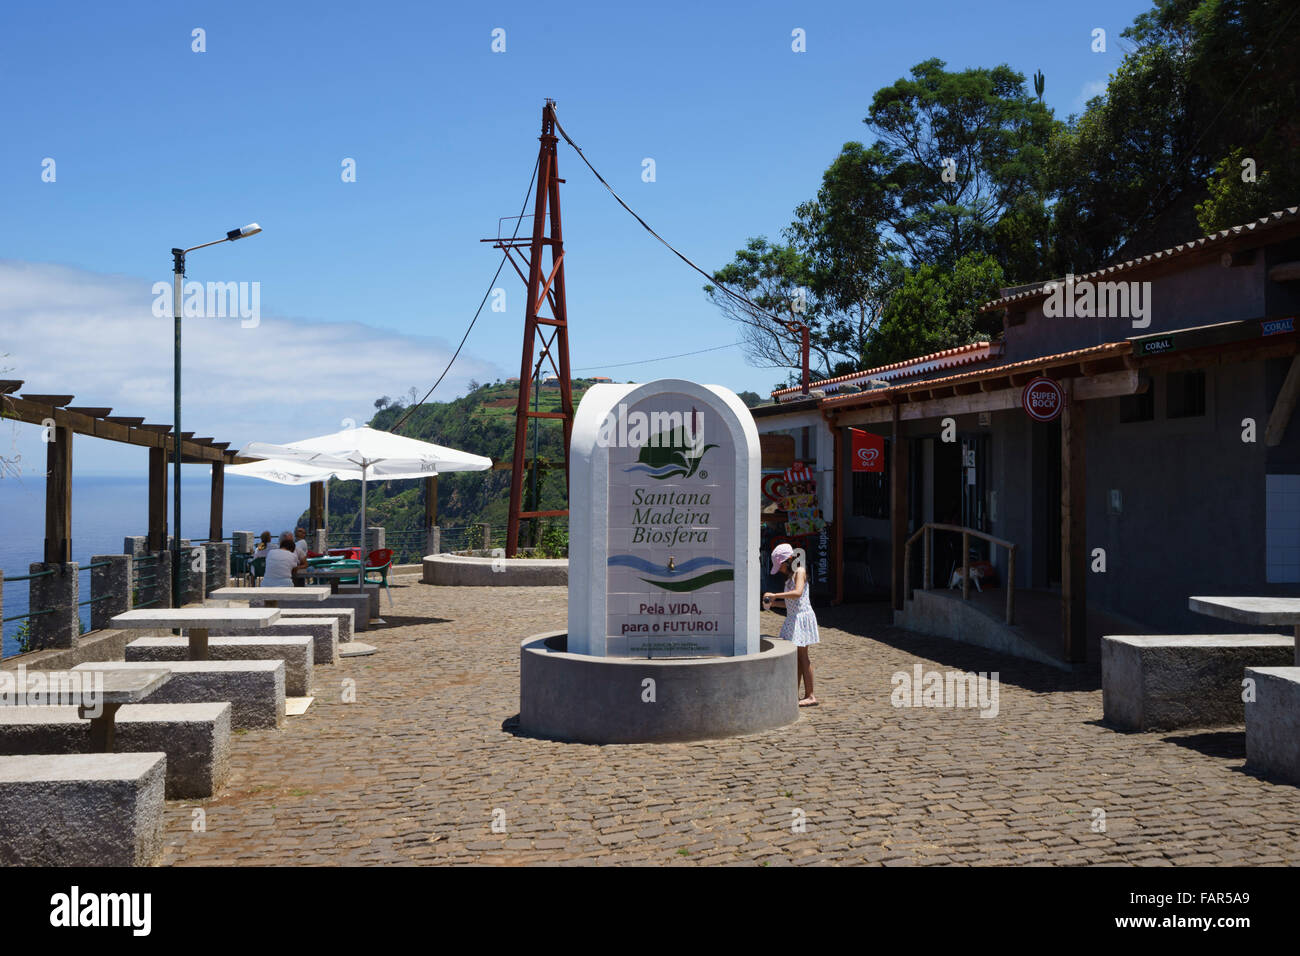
[1073,79,1109,112]
[0,260,503,474]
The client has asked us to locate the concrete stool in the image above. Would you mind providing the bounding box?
[209,618,338,665]
[75,660,285,730]
[0,752,167,866]
[1102,634,1295,730]
[1244,666,1300,785]
[271,607,353,644]
[126,635,314,696]
[255,595,370,631]
[0,703,231,799]
[339,583,382,618]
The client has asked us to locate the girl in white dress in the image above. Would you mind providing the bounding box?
[763,542,820,707]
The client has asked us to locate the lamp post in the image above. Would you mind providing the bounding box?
[171,223,262,609]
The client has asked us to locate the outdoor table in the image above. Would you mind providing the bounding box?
[293,565,360,594]
[1189,596,1300,637]
[11,667,171,752]
[209,586,331,607]
[110,608,279,661]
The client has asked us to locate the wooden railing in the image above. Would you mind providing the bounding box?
[903,522,1017,625]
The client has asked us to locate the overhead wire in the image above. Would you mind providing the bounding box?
[388,154,540,435]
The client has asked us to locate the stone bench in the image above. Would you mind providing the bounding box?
[209,618,339,666]
[74,661,285,730]
[253,595,370,631]
[1244,666,1300,785]
[339,582,383,617]
[0,703,231,799]
[0,752,167,866]
[261,607,353,645]
[1102,634,1295,730]
[126,635,314,696]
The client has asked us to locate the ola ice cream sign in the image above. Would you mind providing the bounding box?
[568,380,761,658]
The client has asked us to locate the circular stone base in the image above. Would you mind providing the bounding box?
[519,631,798,743]
[422,554,568,587]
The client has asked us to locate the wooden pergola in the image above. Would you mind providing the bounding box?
[0,381,251,563]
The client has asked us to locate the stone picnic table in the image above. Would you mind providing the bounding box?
[291,566,361,594]
[209,586,332,606]
[110,608,280,661]
[9,667,171,752]
[1190,596,1300,632]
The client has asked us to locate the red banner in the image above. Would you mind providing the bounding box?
[851,429,884,472]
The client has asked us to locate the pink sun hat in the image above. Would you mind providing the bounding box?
[770,542,795,575]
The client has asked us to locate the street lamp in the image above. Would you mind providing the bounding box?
[171,223,262,609]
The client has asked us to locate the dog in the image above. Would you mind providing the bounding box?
[948,566,984,592]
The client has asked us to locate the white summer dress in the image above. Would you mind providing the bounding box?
[779,576,821,647]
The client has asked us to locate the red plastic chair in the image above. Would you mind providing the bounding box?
[365,549,395,606]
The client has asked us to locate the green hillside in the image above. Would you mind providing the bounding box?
[302,378,609,548]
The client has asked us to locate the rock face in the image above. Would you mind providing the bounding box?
[1102,634,1295,730]
[0,752,167,866]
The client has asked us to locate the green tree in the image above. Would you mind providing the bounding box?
[863,252,1005,369]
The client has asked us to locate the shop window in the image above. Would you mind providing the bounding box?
[1167,370,1206,418]
[1119,388,1154,423]
[1266,475,1300,583]
[851,442,890,519]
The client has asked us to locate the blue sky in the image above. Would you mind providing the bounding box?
[0,0,1151,474]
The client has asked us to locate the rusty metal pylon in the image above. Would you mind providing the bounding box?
[482,99,574,556]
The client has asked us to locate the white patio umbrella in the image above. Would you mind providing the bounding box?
[236,427,493,557]
[226,459,343,542]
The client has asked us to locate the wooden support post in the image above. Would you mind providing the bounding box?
[208,461,225,543]
[1006,546,1017,625]
[890,405,909,612]
[148,446,167,551]
[424,475,438,528]
[1061,381,1087,662]
[961,530,971,601]
[1265,355,1300,447]
[831,423,843,605]
[922,526,931,590]
[44,423,72,564]
[308,481,324,533]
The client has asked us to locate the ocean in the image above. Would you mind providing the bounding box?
[0,474,311,656]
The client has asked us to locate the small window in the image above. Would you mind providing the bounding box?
[851,441,891,519]
[1119,388,1154,423]
[1167,370,1206,418]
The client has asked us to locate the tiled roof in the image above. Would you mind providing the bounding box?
[771,342,999,399]
[821,341,1132,410]
[979,205,1300,313]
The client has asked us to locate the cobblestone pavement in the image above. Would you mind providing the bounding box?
[161,578,1300,866]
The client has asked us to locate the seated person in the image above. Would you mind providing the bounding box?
[294,526,310,561]
[252,530,273,558]
[261,532,306,588]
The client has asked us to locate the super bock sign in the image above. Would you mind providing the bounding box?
[568,379,761,658]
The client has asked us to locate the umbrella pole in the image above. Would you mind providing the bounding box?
[324,480,330,545]
[360,467,367,562]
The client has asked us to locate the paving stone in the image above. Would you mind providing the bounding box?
[153,583,1300,866]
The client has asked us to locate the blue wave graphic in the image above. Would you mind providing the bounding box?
[607,554,731,576]
[622,463,686,477]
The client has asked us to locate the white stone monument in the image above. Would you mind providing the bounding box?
[568,380,760,658]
